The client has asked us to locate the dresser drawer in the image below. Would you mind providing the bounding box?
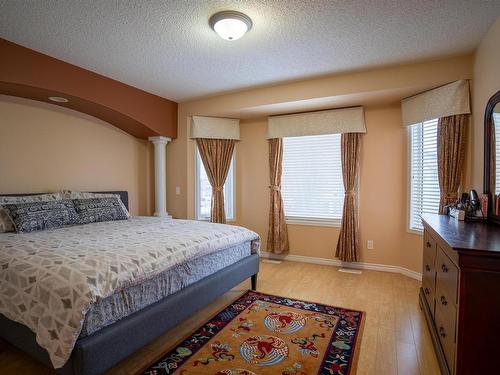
[435,302,457,373]
[422,230,437,315]
[422,281,435,315]
[422,253,436,292]
[435,279,457,337]
[423,230,437,265]
[436,246,459,305]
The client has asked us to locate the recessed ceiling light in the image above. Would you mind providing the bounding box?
[48,96,69,103]
[209,11,252,41]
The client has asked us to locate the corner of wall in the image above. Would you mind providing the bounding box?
[471,17,500,191]
[167,108,190,219]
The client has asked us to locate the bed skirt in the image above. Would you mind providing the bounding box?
[0,253,260,375]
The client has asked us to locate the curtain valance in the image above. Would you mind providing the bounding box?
[266,107,366,139]
[191,116,240,140]
[401,80,470,127]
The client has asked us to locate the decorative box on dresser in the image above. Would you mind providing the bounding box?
[420,213,500,375]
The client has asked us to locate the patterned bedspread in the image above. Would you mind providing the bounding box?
[0,217,260,368]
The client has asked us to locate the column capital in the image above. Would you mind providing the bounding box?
[148,136,171,145]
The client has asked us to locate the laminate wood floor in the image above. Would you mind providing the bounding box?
[0,260,440,374]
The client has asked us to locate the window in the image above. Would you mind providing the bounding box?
[282,134,344,225]
[408,118,440,232]
[195,148,235,221]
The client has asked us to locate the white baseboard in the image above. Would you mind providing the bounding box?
[260,251,422,281]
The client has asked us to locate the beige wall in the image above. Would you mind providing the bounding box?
[0,52,479,276]
[177,55,473,119]
[0,95,154,215]
[234,105,423,272]
[170,55,473,274]
[471,17,500,190]
[170,55,474,223]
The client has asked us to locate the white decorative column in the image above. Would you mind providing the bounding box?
[148,136,171,217]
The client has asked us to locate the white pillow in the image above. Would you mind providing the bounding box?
[0,192,64,233]
[65,191,130,218]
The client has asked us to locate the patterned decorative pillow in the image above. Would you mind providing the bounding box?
[73,197,129,225]
[64,191,130,217]
[2,199,79,233]
[0,193,64,233]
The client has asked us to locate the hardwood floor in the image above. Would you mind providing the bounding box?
[0,260,440,374]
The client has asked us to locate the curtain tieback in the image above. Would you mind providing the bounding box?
[269,185,281,192]
[213,186,223,192]
[440,192,458,200]
[345,190,356,197]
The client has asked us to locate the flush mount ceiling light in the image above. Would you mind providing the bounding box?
[209,11,252,41]
[48,96,69,103]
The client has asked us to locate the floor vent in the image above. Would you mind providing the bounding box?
[338,268,362,274]
[262,259,283,264]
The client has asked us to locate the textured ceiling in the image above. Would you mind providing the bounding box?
[0,1,498,102]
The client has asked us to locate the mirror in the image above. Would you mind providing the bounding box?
[484,90,500,224]
[493,103,500,197]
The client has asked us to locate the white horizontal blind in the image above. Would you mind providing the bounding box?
[195,148,235,221]
[282,134,344,222]
[494,112,500,195]
[409,119,440,231]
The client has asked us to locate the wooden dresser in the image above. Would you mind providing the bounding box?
[420,214,500,375]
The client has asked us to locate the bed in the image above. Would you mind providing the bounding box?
[0,191,260,375]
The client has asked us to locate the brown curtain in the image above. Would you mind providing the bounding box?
[336,133,361,262]
[437,114,468,214]
[196,138,235,223]
[267,138,289,254]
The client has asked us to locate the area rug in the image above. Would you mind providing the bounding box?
[142,291,364,375]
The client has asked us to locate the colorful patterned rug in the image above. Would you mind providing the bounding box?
[142,291,364,375]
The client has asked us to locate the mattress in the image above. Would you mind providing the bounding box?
[0,216,260,368]
[80,241,251,337]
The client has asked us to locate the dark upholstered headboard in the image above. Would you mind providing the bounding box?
[1,191,129,210]
[94,191,129,210]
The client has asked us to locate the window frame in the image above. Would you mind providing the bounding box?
[281,134,344,228]
[407,128,422,235]
[407,119,440,235]
[195,146,236,222]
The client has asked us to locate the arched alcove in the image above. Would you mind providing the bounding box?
[0,38,177,139]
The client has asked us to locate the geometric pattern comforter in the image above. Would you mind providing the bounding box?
[0,217,260,368]
[80,241,252,337]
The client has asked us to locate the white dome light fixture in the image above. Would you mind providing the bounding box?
[209,11,252,41]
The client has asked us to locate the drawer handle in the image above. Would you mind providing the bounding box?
[426,241,432,248]
[425,264,431,272]
[424,287,430,295]
[440,296,448,306]
[441,264,448,273]
[439,326,446,338]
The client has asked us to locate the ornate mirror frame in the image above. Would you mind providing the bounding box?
[483,89,500,225]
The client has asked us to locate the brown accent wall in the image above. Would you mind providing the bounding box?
[0,38,177,139]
